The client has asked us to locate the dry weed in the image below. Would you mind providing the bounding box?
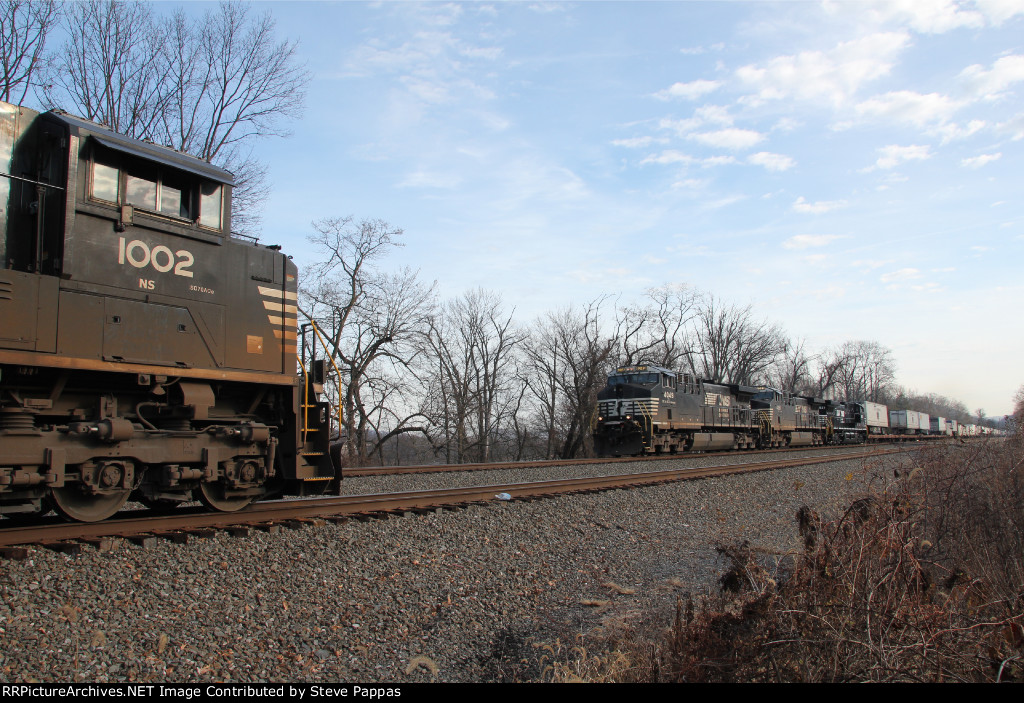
[551,437,1024,682]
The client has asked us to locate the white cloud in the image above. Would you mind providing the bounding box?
[783,234,845,249]
[612,136,666,148]
[997,112,1024,140]
[838,54,1023,141]
[736,32,911,107]
[958,54,1024,101]
[865,144,933,170]
[657,106,733,139]
[671,178,710,190]
[932,119,986,143]
[793,196,849,214]
[653,79,723,101]
[641,151,739,168]
[844,0,1024,31]
[702,195,747,210]
[771,117,802,132]
[880,267,922,282]
[658,116,704,136]
[640,150,696,166]
[974,0,1024,24]
[854,0,985,34]
[961,152,1002,168]
[701,156,740,167]
[459,45,502,60]
[748,152,796,172]
[688,128,764,150]
[679,43,725,56]
[853,91,961,128]
[693,105,734,125]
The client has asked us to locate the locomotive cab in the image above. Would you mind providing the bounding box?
[595,365,674,456]
[0,102,336,521]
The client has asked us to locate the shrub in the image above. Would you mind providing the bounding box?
[658,439,1024,682]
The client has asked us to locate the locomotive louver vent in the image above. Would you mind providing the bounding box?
[599,399,658,418]
[705,393,731,406]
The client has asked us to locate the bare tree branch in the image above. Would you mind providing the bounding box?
[0,0,59,104]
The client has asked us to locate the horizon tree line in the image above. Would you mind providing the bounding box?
[298,217,997,468]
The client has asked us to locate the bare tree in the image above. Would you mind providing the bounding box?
[615,283,697,369]
[41,0,309,237]
[0,0,59,104]
[522,315,562,460]
[833,340,897,402]
[888,389,972,425]
[420,289,527,463]
[43,0,167,137]
[164,3,308,160]
[301,217,436,467]
[1011,385,1024,436]
[769,337,815,395]
[811,345,849,398]
[685,296,785,385]
[525,298,616,459]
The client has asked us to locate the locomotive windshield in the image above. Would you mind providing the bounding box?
[608,372,659,386]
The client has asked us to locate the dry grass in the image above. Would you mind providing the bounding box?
[546,435,1024,682]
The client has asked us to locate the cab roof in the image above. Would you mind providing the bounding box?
[46,110,235,186]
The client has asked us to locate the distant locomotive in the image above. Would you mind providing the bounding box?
[592,364,969,457]
[595,365,824,456]
[0,101,338,521]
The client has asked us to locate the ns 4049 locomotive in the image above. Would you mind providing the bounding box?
[593,365,872,456]
[0,101,338,521]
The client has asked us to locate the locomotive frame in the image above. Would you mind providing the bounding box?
[0,101,338,521]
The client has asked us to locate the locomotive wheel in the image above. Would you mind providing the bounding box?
[50,486,131,523]
[197,482,255,513]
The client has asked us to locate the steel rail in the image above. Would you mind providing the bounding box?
[343,442,903,477]
[0,447,904,549]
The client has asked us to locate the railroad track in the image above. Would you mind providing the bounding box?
[344,440,933,477]
[0,446,906,554]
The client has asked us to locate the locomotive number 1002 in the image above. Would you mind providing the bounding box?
[117,236,195,278]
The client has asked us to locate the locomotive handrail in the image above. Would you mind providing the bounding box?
[308,320,344,438]
[0,172,65,190]
[297,319,343,451]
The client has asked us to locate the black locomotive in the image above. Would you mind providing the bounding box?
[0,101,337,521]
[593,365,871,456]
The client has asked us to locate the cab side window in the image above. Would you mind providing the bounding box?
[87,146,221,232]
[199,182,221,230]
[125,163,158,211]
[91,161,119,202]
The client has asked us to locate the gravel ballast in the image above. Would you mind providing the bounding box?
[0,450,912,682]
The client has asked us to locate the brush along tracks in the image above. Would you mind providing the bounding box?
[0,447,905,553]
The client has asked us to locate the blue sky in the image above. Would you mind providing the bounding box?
[239,0,1024,417]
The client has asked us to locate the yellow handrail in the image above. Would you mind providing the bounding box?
[304,320,344,443]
